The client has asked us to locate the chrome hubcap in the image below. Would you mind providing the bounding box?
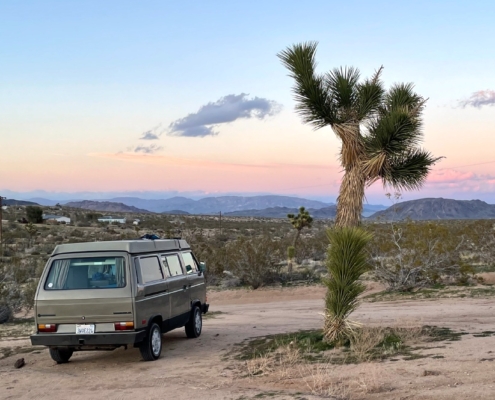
[151,328,161,356]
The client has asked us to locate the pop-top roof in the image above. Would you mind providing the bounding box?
[51,239,190,256]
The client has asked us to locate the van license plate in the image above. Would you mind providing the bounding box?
[76,324,95,334]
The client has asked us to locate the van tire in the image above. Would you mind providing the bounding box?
[185,306,202,338]
[139,323,162,361]
[49,348,73,364]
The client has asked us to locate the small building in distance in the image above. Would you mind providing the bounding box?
[98,216,127,224]
[43,214,71,224]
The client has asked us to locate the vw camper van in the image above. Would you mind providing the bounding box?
[30,239,208,362]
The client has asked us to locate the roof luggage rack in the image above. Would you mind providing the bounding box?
[140,234,161,240]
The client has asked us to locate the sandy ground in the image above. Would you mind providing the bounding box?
[1,286,495,400]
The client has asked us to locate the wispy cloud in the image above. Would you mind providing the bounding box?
[139,124,166,140]
[168,93,282,137]
[424,169,495,193]
[458,90,495,108]
[128,144,163,154]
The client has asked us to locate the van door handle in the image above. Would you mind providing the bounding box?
[183,285,187,290]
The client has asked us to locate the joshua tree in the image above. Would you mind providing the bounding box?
[278,42,440,227]
[287,206,314,247]
[25,222,38,248]
[286,207,313,274]
[279,42,439,342]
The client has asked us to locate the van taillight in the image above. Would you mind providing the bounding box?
[38,324,57,333]
[114,322,134,331]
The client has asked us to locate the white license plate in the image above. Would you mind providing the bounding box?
[76,324,95,334]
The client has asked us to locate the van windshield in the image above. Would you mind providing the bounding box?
[44,257,126,290]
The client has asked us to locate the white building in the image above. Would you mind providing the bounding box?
[43,214,71,224]
[98,216,127,224]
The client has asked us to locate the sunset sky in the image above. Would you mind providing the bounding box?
[1,0,494,204]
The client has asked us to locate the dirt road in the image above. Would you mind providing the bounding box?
[1,286,495,399]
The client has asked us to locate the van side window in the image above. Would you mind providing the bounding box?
[164,254,183,276]
[160,256,171,278]
[139,256,164,283]
[182,252,198,275]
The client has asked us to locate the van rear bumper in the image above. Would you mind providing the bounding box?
[30,330,147,347]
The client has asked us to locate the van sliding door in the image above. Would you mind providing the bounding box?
[161,254,189,324]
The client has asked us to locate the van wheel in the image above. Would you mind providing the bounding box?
[185,306,202,338]
[140,322,162,361]
[49,348,73,364]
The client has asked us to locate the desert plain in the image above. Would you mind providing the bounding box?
[2,284,495,400]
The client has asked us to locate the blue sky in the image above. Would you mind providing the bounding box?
[1,0,495,204]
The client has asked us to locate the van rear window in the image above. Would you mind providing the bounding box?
[44,257,126,290]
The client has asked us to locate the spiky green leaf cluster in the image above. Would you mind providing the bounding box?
[323,227,372,342]
[278,43,441,206]
[287,206,314,232]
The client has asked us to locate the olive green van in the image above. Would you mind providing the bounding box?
[30,239,208,363]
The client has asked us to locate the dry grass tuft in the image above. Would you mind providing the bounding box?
[392,318,425,343]
[349,327,385,362]
[245,354,271,377]
[245,341,302,379]
[273,342,302,380]
[299,362,350,399]
[353,363,392,395]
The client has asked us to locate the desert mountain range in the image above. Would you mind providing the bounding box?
[5,196,495,220]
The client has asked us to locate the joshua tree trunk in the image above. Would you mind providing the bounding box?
[334,124,366,228]
[335,166,365,227]
[292,230,300,247]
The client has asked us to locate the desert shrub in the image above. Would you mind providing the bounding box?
[37,244,55,254]
[70,229,85,238]
[227,235,283,289]
[26,206,43,223]
[368,220,477,291]
[86,212,103,222]
[76,221,90,227]
[0,258,29,321]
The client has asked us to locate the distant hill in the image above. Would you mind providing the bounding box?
[3,199,39,206]
[369,198,495,221]
[225,205,338,219]
[64,200,151,214]
[223,204,385,219]
[361,204,388,217]
[26,198,60,206]
[225,206,304,218]
[105,195,332,214]
[162,210,190,215]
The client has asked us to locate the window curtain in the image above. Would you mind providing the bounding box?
[52,259,71,289]
[115,258,125,287]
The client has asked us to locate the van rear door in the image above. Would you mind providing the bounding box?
[35,254,134,333]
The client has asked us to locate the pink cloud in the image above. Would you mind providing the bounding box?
[427,169,476,184]
[424,169,495,194]
[458,90,495,108]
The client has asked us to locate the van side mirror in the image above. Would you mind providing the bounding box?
[199,262,206,273]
